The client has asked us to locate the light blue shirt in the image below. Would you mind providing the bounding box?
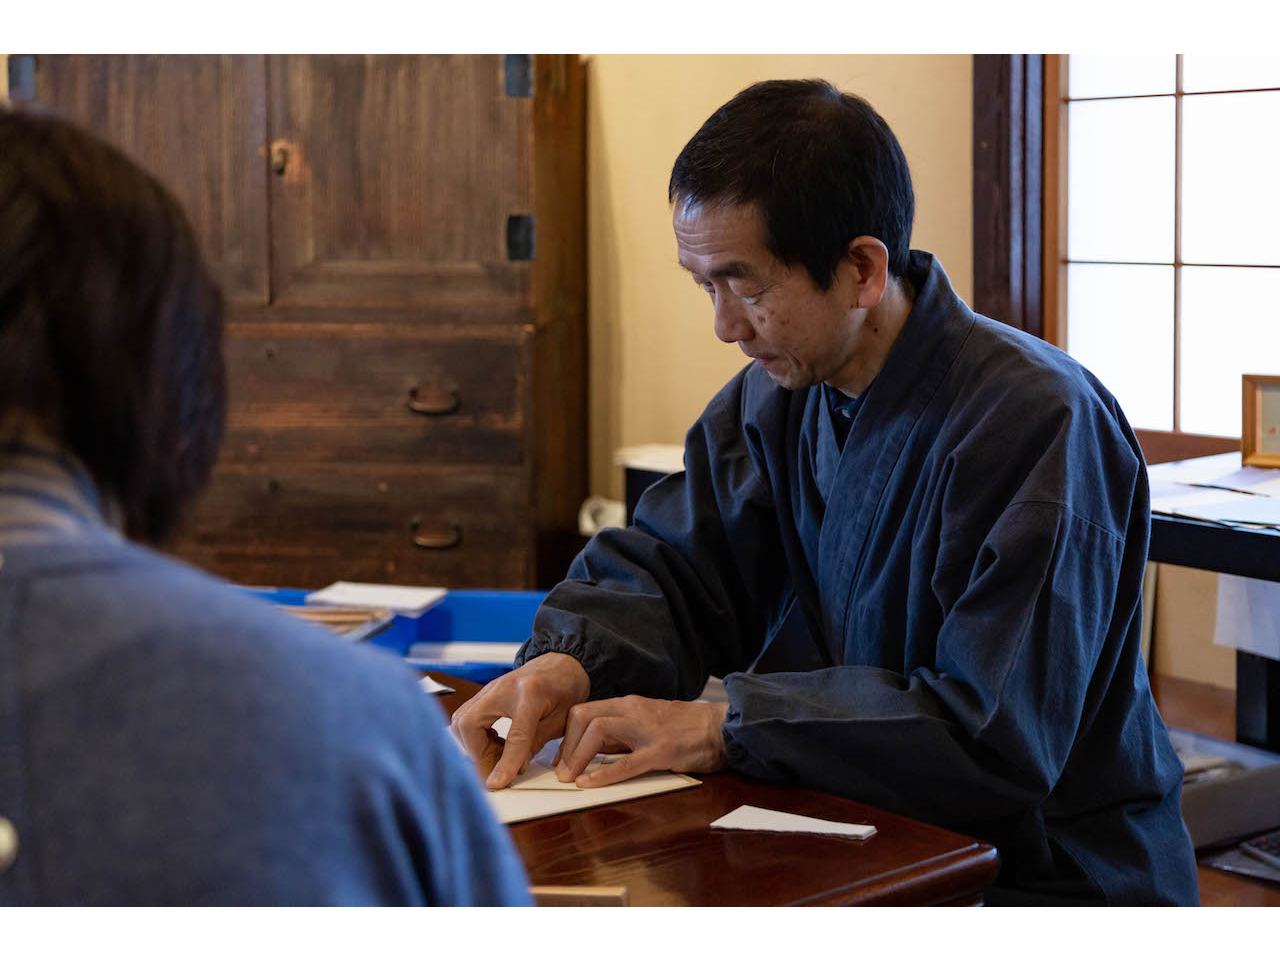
[0,439,530,905]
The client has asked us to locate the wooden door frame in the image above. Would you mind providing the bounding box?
[972,54,1238,464]
[972,54,1044,340]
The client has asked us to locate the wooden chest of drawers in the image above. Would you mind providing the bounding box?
[15,54,587,589]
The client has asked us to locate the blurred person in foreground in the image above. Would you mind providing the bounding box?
[0,109,529,906]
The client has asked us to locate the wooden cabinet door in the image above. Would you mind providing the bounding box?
[267,55,534,310]
[15,55,270,305]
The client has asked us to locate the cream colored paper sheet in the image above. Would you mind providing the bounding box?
[476,723,700,824]
[506,758,613,790]
[487,769,701,824]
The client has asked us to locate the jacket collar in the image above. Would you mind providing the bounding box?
[0,431,122,548]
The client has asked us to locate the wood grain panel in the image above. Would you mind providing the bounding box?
[220,322,529,466]
[973,54,1044,337]
[268,54,533,307]
[174,466,533,588]
[530,55,589,586]
[1136,429,1240,465]
[20,55,269,304]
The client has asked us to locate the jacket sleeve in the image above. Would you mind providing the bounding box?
[517,369,788,701]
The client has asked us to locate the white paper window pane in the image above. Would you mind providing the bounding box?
[1068,54,1176,99]
[1067,99,1175,264]
[1180,267,1280,437]
[1182,92,1280,267]
[1066,263,1174,430]
[1183,54,1280,93]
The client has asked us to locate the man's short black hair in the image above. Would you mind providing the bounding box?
[0,109,226,544]
[669,79,915,288]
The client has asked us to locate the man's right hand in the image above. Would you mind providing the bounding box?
[450,652,591,789]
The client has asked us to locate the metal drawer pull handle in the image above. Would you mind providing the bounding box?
[409,518,462,550]
[407,384,461,416]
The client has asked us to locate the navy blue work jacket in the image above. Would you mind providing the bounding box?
[521,251,1199,905]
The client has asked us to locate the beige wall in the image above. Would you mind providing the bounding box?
[584,54,973,500]
[1152,564,1239,689]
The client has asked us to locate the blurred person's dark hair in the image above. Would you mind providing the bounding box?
[669,79,916,288]
[0,108,226,544]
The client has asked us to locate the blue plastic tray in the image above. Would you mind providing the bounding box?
[245,587,545,684]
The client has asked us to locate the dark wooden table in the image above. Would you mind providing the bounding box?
[435,674,1000,906]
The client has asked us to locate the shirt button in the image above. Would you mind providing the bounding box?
[0,817,18,874]
[840,408,853,419]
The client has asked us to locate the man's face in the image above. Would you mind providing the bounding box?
[674,200,860,391]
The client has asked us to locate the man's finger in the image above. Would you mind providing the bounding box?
[577,750,654,789]
[557,715,639,782]
[557,699,624,777]
[452,700,505,764]
[486,707,542,788]
[475,728,505,782]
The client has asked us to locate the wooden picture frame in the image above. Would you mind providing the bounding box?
[1242,375,1280,467]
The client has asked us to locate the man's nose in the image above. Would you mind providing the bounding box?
[713,294,751,344]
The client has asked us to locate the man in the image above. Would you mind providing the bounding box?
[454,80,1198,905]
[0,109,529,905]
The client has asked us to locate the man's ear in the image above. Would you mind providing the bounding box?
[844,236,890,309]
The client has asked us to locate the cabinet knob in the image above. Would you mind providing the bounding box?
[270,144,289,176]
[407,384,460,416]
[409,518,462,551]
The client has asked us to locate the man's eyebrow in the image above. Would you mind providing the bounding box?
[677,259,756,280]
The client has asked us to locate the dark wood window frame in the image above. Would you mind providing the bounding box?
[971,54,1239,465]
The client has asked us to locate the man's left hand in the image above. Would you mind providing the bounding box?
[554,696,730,788]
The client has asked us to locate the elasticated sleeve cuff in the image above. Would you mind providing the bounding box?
[516,633,626,702]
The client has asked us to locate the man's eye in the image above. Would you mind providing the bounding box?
[742,293,761,305]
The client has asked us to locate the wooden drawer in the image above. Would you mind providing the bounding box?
[220,324,528,465]
[172,465,533,589]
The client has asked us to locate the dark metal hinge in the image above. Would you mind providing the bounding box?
[7,56,35,101]
[504,55,533,98]
[506,214,535,261]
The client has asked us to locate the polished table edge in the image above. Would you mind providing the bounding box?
[786,841,1001,906]
[430,672,1000,906]
[1149,513,1280,584]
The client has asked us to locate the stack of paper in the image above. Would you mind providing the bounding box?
[405,641,524,665]
[1148,453,1280,529]
[305,581,447,616]
[276,604,395,643]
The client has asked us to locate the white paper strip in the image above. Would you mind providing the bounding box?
[306,581,446,615]
[710,804,876,839]
[417,675,454,695]
[1214,573,1280,659]
[406,642,524,664]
